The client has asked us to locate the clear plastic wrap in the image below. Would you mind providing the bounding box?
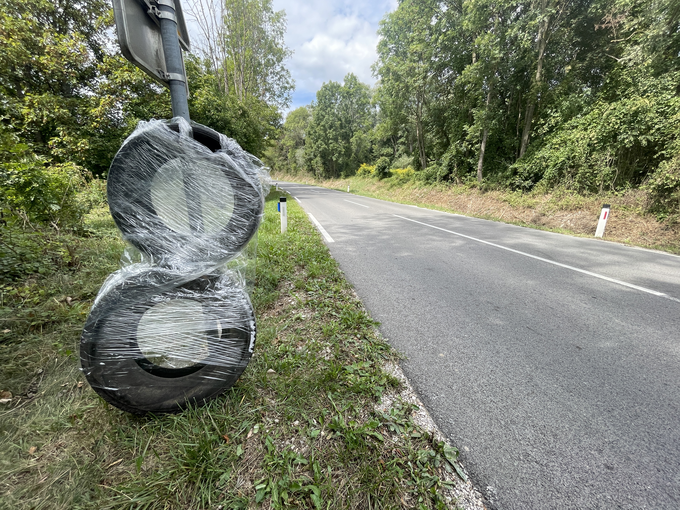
[80,118,269,414]
[106,118,270,266]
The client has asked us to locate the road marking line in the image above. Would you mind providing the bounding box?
[394,214,680,303]
[308,213,335,243]
[344,199,369,208]
[293,197,301,203]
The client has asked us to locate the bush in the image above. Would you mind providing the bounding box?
[1,129,87,228]
[645,154,680,223]
[356,163,375,177]
[390,167,415,183]
[391,154,413,170]
[417,164,448,184]
[375,157,391,180]
[511,71,680,193]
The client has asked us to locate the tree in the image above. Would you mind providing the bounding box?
[305,74,375,178]
[374,0,438,170]
[189,0,294,108]
[265,106,311,174]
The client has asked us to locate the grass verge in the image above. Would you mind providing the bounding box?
[1,192,468,509]
[272,173,680,255]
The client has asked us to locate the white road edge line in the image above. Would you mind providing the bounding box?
[344,199,369,208]
[308,213,335,243]
[394,214,680,303]
[293,196,301,203]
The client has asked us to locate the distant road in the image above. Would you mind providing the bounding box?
[277,182,680,509]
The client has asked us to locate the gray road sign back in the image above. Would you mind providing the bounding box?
[112,0,191,87]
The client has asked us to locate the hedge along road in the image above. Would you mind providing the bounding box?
[276,181,680,510]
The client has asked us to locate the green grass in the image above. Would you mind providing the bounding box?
[0,194,466,509]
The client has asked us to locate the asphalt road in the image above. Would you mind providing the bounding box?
[276,182,680,510]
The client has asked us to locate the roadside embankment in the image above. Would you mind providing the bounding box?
[272,173,680,255]
[0,192,482,509]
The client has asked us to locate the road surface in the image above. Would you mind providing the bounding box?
[277,182,680,509]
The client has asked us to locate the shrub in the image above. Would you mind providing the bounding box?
[375,157,391,180]
[390,167,415,183]
[0,129,87,228]
[417,164,448,184]
[511,71,680,193]
[645,153,680,223]
[391,154,413,170]
[356,163,375,177]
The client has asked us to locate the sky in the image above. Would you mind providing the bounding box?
[184,0,398,114]
[271,0,398,112]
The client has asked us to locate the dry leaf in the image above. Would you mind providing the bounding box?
[77,381,83,388]
[0,399,11,405]
[0,391,11,399]
[28,447,37,455]
[222,434,230,443]
[1,329,10,334]
[66,297,73,306]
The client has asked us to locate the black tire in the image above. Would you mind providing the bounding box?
[80,268,256,415]
[106,122,264,264]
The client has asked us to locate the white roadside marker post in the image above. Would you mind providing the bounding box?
[280,197,287,233]
[595,204,611,238]
[347,185,350,192]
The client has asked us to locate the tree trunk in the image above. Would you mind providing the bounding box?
[477,85,493,183]
[477,128,488,183]
[519,0,552,158]
[416,92,427,170]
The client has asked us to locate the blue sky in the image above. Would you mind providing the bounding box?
[272,0,397,111]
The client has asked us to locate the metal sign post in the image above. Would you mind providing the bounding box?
[112,0,191,119]
[155,0,189,119]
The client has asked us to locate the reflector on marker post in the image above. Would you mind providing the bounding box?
[280,197,287,233]
[595,204,611,238]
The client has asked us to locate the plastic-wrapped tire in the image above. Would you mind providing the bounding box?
[106,122,264,264]
[80,269,256,415]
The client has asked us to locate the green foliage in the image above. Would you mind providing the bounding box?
[374,156,391,180]
[365,0,680,218]
[645,153,680,222]
[0,125,87,227]
[356,163,375,177]
[186,55,278,156]
[303,74,375,178]
[214,0,294,109]
[266,106,311,173]
[391,154,413,170]
[389,167,415,184]
[0,221,82,283]
[418,164,448,184]
[512,69,680,193]
[374,0,437,171]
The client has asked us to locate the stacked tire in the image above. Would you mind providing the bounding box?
[80,120,266,414]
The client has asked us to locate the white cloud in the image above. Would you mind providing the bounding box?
[184,0,397,112]
[273,0,397,111]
